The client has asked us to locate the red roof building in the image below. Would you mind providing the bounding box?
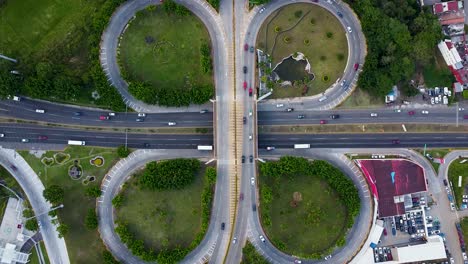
[356,159,427,218]
[433,1,462,14]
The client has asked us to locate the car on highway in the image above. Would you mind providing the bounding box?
[286,108,294,112]
[99,115,109,120]
[168,122,176,126]
[38,135,48,140]
[421,110,429,114]
[392,139,400,144]
[143,143,150,148]
[249,134,252,140]
[408,111,415,115]
[21,139,29,143]
[297,114,305,119]
[221,222,225,230]
[136,118,144,122]
[347,26,352,33]
[354,63,359,71]
[232,237,237,244]
[35,109,45,113]
[250,46,255,53]
[443,179,448,186]
[108,112,116,116]
[0,134,4,137]
[249,87,253,96]
[243,81,247,89]
[249,155,253,163]
[251,177,255,185]
[138,113,146,117]
[394,109,401,113]
[243,117,246,124]
[74,112,82,116]
[243,66,247,74]
[370,113,378,117]
[276,103,284,108]
[266,146,275,151]
[259,235,265,242]
[294,260,302,264]
[337,11,343,18]
[252,204,256,211]
[200,109,209,114]
[320,120,327,124]
[324,255,332,260]
[239,193,244,201]
[242,155,245,163]
[244,43,248,51]
[330,114,340,119]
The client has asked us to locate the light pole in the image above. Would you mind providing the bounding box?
[24,204,64,221]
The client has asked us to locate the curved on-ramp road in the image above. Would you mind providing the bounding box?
[0,147,69,264]
[250,0,366,111]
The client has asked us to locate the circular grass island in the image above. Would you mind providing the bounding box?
[113,158,216,262]
[258,156,360,259]
[119,5,214,107]
[256,3,348,99]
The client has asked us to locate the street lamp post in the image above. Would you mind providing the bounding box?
[24,204,64,221]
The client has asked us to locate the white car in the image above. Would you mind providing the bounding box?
[450,202,455,211]
[347,26,352,33]
[168,122,176,126]
[249,134,253,140]
[21,139,29,143]
[259,7,265,13]
[251,177,255,185]
[421,110,429,114]
[276,104,284,108]
[463,252,467,260]
[259,235,265,242]
[249,110,252,116]
[431,97,435,104]
[138,113,146,117]
[232,237,237,244]
[370,113,378,117]
[0,134,4,137]
[324,255,332,260]
[394,109,401,113]
[108,112,116,116]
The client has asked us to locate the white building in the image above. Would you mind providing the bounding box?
[438,40,463,69]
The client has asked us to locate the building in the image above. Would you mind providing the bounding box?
[356,159,427,218]
[386,236,447,263]
[0,244,29,264]
[438,40,463,70]
[433,1,462,14]
[0,198,29,264]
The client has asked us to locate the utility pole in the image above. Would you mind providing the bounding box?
[24,204,64,221]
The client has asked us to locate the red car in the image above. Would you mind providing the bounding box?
[249,87,253,97]
[244,43,248,51]
[354,63,359,71]
[99,115,109,120]
[38,135,48,140]
[392,139,400,144]
[243,81,247,90]
[320,120,327,124]
[408,111,415,115]
[383,228,387,236]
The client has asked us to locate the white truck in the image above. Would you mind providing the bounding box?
[197,145,213,151]
[68,140,86,146]
[294,144,310,149]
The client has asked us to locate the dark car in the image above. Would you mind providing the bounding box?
[354,63,359,71]
[250,46,255,53]
[74,112,82,116]
[297,114,305,119]
[286,108,294,112]
[337,11,343,18]
[136,118,144,122]
[243,117,246,124]
[10,165,17,171]
[249,87,253,97]
[143,143,150,148]
[408,111,415,115]
[242,155,245,163]
[239,193,244,201]
[243,66,247,74]
[249,155,253,163]
[244,43,248,51]
[330,114,340,119]
[252,204,257,211]
[443,179,448,186]
[221,222,225,230]
[38,135,48,140]
[392,139,400,144]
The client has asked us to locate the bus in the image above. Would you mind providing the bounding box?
[68,140,86,146]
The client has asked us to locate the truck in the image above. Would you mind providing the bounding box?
[197,145,213,151]
[68,140,85,146]
[294,144,310,149]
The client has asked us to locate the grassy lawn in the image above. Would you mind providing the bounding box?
[257,3,347,98]
[422,51,454,88]
[448,158,468,208]
[416,148,451,172]
[119,7,213,94]
[28,242,50,264]
[19,146,120,264]
[115,165,207,251]
[259,164,347,256]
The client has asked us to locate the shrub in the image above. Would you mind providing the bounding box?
[117,145,131,158]
[463,90,468,99]
[337,53,345,61]
[320,55,327,61]
[112,194,124,208]
[25,218,39,231]
[102,250,119,264]
[85,186,102,198]
[310,18,316,25]
[322,75,330,82]
[283,36,291,44]
[303,39,310,46]
[139,159,200,190]
[294,10,303,18]
[43,185,64,205]
[326,32,333,39]
[85,209,98,230]
[274,26,282,33]
[57,223,69,238]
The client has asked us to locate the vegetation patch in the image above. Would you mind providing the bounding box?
[90,156,105,167]
[460,218,468,252]
[416,148,451,172]
[241,241,269,264]
[20,146,120,264]
[54,152,70,164]
[41,157,55,167]
[257,3,347,98]
[448,158,468,208]
[115,160,216,263]
[259,156,360,259]
[121,3,214,107]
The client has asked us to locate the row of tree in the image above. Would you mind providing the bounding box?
[139,159,201,190]
[128,81,214,107]
[346,0,443,97]
[241,241,269,264]
[162,0,190,16]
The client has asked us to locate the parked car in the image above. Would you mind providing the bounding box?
[250,46,255,53]
[243,81,247,89]
[242,155,245,163]
[347,26,352,33]
[354,63,359,71]
[259,235,265,242]
[249,87,253,97]
[38,135,48,140]
[249,155,253,163]
[286,108,294,112]
[244,43,248,51]
[221,222,225,230]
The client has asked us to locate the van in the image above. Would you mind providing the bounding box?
[108,112,116,116]
[35,109,45,113]
[318,96,327,102]
[13,96,20,101]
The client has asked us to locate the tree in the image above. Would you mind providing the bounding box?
[102,250,119,264]
[117,145,131,158]
[25,218,39,231]
[57,223,69,238]
[43,185,64,205]
[139,159,200,190]
[112,194,124,208]
[85,186,102,198]
[85,209,98,229]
